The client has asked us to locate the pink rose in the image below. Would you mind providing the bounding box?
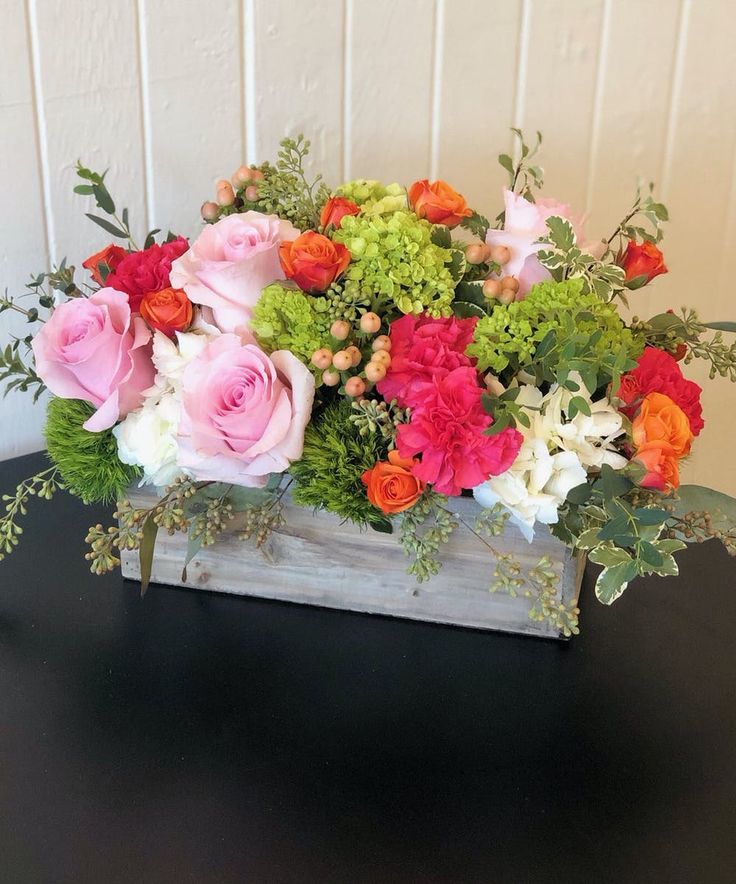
[177,334,315,486]
[486,189,602,297]
[396,366,522,496]
[376,313,478,408]
[32,288,154,432]
[170,212,301,334]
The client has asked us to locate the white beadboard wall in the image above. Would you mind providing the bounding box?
[1,0,735,494]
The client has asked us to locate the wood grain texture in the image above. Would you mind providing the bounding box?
[1,0,735,498]
[120,486,583,639]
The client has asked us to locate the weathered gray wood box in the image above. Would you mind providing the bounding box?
[121,488,584,640]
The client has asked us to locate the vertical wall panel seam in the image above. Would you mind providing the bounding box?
[25,0,55,266]
[341,0,353,182]
[238,0,247,162]
[717,140,736,297]
[243,0,257,164]
[584,0,611,214]
[429,0,445,179]
[135,0,155,232]
[511,0,531,158]
[660,0,691,201]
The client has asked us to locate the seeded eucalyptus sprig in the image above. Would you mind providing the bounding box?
[0,468,63,563]
[349,398,410,448]
[635,309,736,381]
[249,135,331,230]
[400,491,458,582]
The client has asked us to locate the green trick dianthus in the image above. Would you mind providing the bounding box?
[290,399,390,528]
[45,398,141,504]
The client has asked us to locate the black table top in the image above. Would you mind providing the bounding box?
[1,451,735,884]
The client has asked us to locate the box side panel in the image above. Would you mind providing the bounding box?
[121,489,579,639]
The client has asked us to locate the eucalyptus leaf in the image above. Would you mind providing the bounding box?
[139,515,159,597]
[370,518,393,535]
[92,184,115,215]
[181,530,204,584]
[85,214,128,238]
[703,321,736,333]
[668,484,736,540]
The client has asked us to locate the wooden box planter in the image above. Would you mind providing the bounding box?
[120,487,584,640]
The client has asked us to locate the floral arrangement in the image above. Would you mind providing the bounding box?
[2,132,736,635]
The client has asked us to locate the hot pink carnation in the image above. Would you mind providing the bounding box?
[396,366,522,496]
[376,313,478,408]
[177,334,315,486]
[106,237,189,312]
[170,212,300,334]
[31,288,154,432]
[617,346,704,436]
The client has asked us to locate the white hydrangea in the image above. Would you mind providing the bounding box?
[474,374,626,540]
[474,439,586,541]
[113,391,182,487]
[113,322,219,487]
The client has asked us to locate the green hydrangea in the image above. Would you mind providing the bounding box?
[467,278,643,376]
[332,210,455,318]
[290,399,390,529]
[336,179,407,215]
[251,283,332,365]
[45,398,141,504]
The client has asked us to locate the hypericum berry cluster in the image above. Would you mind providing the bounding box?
[201,165,265,220]
[465,242,522,305]
[310,314,393,398]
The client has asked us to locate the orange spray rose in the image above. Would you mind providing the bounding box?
[408,179,472,228]
[139,287,193,337]
[82,244,127,284]
[631,392,693,490]
[320,196,360,229]
[361,450,426,515]
[618,240,668,287]
[278,231,351,293]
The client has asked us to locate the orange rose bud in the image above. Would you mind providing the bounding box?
[361,450,426,515]
[618,239,668,287]
[82,244,127,285]
[408,178,472,228]
[320,196,360,229]
[139,287,193,337]
[631,391,693,490]
[278,231,351,293]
